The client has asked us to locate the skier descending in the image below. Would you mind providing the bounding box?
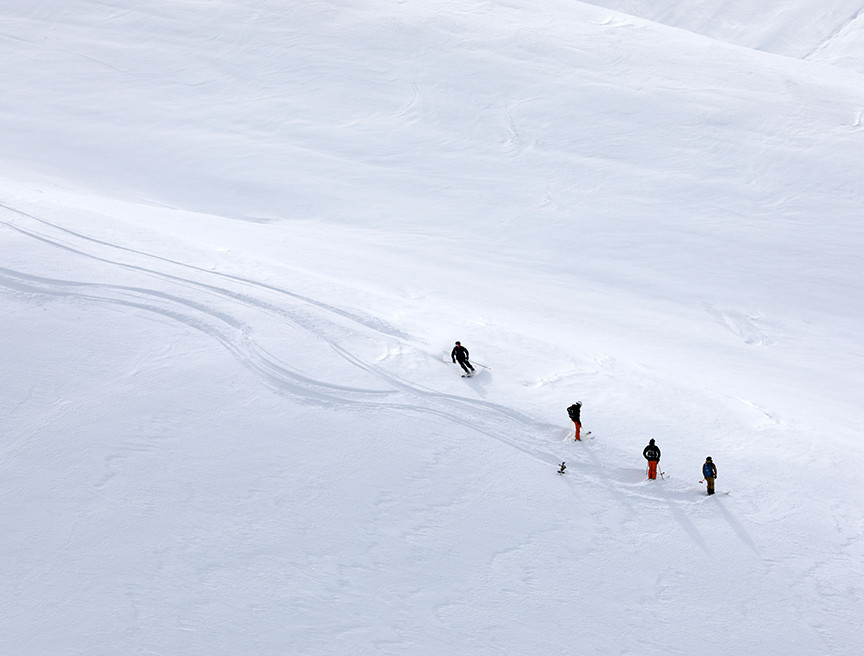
[643,439,661,480]
[451,341,475,376]
[567,402,583,441]
[702,456,717,495]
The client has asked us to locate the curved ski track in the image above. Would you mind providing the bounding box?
[0,202,565,468]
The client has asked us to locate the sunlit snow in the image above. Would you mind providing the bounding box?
[1,2,863,654]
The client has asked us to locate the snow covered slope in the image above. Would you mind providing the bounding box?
[1,1,863,654]
[580,0,864,72]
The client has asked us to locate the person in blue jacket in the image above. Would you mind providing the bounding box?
[702,456,718,495]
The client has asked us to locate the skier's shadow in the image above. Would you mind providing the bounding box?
[609,467,710,554]
[665,499,710,554]
[614,466,651,484]
[713,496,760,556]
[462,373,489,398]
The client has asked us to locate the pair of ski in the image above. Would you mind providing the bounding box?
[457,361,489,377]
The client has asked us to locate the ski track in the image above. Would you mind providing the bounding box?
[0,202,752,512]
[0,206,788,599]
[0,202,570,469]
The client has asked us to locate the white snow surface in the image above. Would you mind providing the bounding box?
[1,1,863,654]
[580,0,864,72]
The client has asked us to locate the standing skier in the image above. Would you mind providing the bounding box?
[567,402,583,441]
[643,439,661,480]
[451,341,475,376]
[702,456,717,495]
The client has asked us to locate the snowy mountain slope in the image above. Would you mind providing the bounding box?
[810,9,864,72]
[579,0,864,72]
[1,1,863,654]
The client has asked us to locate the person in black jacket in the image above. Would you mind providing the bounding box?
[567,402,583,441]
[643,439,661,479]
[702,457,717,495]
[451,341,475,375]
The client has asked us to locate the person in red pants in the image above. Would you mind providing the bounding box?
[643,439,661,479]
[567,402,582,440]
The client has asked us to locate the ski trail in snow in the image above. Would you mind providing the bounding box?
[330,344,565,466]
[0,266,396,405]
[0,201,766,507]
[0,201,411,341]
[1,208,772,573]
[0,202,567,467]
[0,257,565,466]
[1,199,748,503]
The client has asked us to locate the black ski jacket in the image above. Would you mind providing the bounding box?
[451,345,470,363]
[643,444,661,462]
[567,403,582,423]
[702,461,717,478]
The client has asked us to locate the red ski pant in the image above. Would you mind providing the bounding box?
[647,461,658,479]
[574,422,581,441]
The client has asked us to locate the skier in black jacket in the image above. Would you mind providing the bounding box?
[567,402,583,441]
[451,341,475,375]
[643,439,661,479]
